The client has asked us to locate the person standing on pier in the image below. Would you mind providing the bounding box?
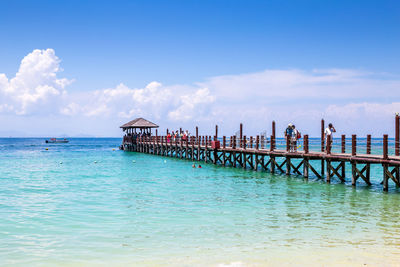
[285,123,295,152]
[324,123,336,149]
[172,131,176,142]
[167,132,172,143]
[292,125,301,152]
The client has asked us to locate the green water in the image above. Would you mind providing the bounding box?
[1,138,400,266]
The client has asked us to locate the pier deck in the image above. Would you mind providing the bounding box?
[121,116,400,192]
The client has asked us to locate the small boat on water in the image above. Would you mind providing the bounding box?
[45,138,69,143]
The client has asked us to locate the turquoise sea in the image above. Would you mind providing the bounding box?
[1,138,400,266]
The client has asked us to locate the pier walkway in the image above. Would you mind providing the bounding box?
[121,117,400,192]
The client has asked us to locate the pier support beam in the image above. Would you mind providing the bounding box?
[351,163,356,186]
[303,158,309,178]
[383,164,389,192]
[321,119,325,177]
[270,156,275,173]
[286,157,291,175]
[272,120,276,150]
[396,114,400,156]
[240,123,243,148]
[326,159,331,183]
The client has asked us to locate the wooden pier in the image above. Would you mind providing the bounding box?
[121,116,400,192]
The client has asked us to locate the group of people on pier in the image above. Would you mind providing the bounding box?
[284,123,301,152]
[166,130,191,143]
[124,131,152,144]
[285,122,336,152]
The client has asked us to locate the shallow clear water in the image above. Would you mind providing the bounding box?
[1,138,400,266]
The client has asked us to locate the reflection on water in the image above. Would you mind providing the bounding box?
[1,138,400,266]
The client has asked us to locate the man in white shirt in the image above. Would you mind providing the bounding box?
[324,123,336,150]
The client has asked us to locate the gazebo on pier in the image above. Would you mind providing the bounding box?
[120,118,159,149]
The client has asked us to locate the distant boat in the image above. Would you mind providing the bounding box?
[45,138,69,143]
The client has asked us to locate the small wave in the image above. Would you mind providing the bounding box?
[218,262,245,267]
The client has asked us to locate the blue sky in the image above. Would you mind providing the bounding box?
[0,0,400,137]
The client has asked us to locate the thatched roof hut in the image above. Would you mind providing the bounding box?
[120,118,159,133]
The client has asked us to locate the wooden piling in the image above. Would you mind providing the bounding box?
[304,135,309,154]
[176,136,179,156]
[341,135,345,153]
[243,135,247,169]
[256,135,259,150]
[351,135,357,186]
[240,123,243,148]
[383,134,388,160]
[270,135,274,151]
[286,135,290,152]
[222,137,226,166]
[383,134,390,191]
[205,136,208,163]
[286,157,291,175]
[396,114,400,156]
[215,125,218,141]
[321,119,325,177]
[303,135,309,178]
[341,135,346,179]
[367,135,371,154]
[383,163,389,192]
[286,134,291,174]
[197,135,200,160]
[352,162,356,186]
[185,136,188,159]
[341,161,345,181]
[191,136,195,159]
[261,135,265,149]
[326,159,331,183]
[272,120,276,141]
[326,135,331,155]
[321,119,325,152]
[269,134,275,173]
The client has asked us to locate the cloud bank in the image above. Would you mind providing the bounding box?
[0,49,72,115]
[1,49,400,136]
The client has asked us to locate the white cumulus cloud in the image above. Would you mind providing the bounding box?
[63,81,215,124]
[2,48,400,136]
[0,49,72,115]
[168,87,216,121]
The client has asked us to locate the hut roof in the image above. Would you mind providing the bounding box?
[120,118,159,129]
